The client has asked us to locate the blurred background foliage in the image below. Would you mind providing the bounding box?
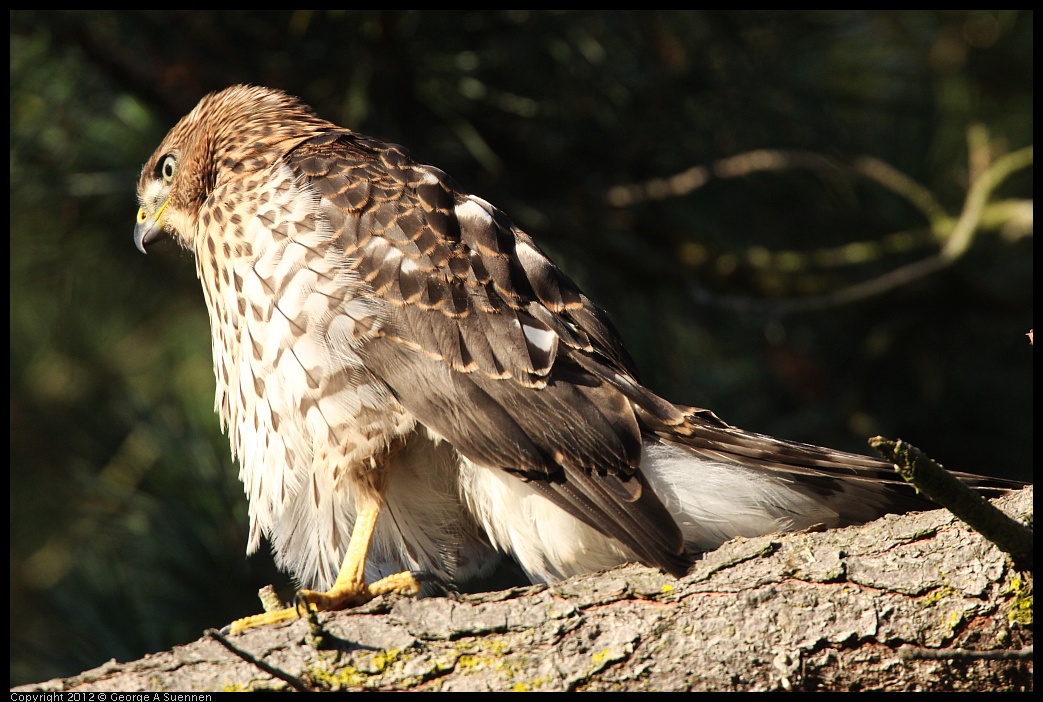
[9,10,1032,687]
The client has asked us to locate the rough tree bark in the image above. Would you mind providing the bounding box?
[14,487,1032,692]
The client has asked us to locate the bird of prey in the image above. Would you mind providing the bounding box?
[135,86,1016,632]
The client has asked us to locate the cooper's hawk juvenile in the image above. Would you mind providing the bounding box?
[135,86,1017,632]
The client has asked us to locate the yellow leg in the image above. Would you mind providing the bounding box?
[226,499,420,634]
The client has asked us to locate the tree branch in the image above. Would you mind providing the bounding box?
[14,488,1032,692]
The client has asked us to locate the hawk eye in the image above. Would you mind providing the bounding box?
[159,154,178,182]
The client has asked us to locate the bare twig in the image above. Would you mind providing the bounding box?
[869,436,1033,571]
[258,584,289,613]
[206,628,312,692]
[899,645,1033,661]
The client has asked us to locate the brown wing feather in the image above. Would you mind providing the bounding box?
[287,131,690,575]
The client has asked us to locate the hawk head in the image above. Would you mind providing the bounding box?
[134,85,329,254]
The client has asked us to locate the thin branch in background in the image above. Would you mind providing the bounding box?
[940,141,1033,261]
[850,155,948,226]
[605,148,840,208]
[608,128,1033,314]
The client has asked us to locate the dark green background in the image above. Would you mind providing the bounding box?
[10,11,1032,687]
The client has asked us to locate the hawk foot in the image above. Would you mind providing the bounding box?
[225,571,421,635]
